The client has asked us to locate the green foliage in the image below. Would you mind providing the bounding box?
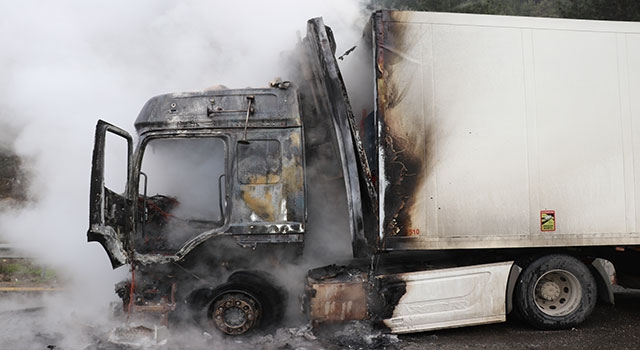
[0,259,58,284]
[368,0,640,21]
[558,0,640,21]
[368,0,558,16]
[0,152,27,202]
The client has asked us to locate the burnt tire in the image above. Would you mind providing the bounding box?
[227,270,286,327]
[514,254,597,330]
[207,282,264,335]
[206,271,286,336]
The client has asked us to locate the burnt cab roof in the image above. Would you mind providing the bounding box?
[134,86,301,135]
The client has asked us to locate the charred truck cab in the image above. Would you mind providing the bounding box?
[89,86,305,335]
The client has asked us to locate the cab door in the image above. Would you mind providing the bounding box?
[300,18,379,257]
[88,120,133,268]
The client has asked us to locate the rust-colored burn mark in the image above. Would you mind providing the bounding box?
[282,133,304,219]
[238,129,304,223]
[128,282,177,326]
[240,170,302,224]
[304,264,412,328]
[242,187,275,221]
[305,265,370,324]
[243,174,281,184]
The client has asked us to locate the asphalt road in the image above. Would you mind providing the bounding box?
[1,289,640,349]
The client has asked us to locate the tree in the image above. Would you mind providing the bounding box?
[369,0,640,21]
[368,0,561,16]
[558,0,640,21]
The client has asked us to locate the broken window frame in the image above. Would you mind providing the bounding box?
[134,133,230,254]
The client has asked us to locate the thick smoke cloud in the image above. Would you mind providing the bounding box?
[0,1,365,347]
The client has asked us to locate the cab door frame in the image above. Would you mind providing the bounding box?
[88,119,134,268]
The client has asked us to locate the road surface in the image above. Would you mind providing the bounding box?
[1,289,639,349]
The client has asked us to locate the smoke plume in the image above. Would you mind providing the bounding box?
[0,1,366,348]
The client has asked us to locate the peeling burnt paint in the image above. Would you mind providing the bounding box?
[305,265,371,324]
[374,11,434,239]
[235,135,303,229]
[374,274,407,322]
[304,263,412,331]
[242,187,276,221]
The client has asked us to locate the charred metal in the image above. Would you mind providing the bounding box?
[89,84,307,336]
[304,264,372,325]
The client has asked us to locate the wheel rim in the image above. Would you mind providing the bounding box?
[533,269,582,317]
[211,291,261,335]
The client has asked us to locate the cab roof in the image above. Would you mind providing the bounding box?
[134,87,301,135]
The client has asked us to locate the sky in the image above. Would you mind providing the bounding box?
[0,1,366,346]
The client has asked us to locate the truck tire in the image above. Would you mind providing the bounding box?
[207,281,265,335]
[206,271,286,336]
[514,254,597,329]
[227,270,286,327]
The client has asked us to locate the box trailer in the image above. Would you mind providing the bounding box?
[349,11,640,250]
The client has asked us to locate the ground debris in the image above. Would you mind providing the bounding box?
[246,325,321,350]
[91,320,402,350]
[85,325,169,350]
[318,321,400,350]
[34,331,64,349]
[93,323,326,350]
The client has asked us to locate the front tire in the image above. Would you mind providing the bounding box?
[207,282,263,335]
[514,254,597,329]
[204,271,286,336]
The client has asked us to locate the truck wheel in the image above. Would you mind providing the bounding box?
[206,272,286,336]
[227,270,286,328]
[207,282,264,335]
[514,254,596,329]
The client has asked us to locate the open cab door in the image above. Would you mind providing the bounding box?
[88,120,133,269]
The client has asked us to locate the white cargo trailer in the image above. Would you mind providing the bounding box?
[350,11,640,250]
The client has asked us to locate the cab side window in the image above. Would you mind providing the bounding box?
[237,140,281,184]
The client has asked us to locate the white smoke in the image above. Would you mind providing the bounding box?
[0,1,366,348]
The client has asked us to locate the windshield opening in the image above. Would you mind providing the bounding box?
[136,136,227,253]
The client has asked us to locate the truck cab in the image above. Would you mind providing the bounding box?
[86,11,379,336]
[89,86,307,334]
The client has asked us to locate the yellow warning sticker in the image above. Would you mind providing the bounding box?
[541,210,556,232]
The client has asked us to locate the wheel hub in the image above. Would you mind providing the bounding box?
[212,292,260,335]
[533,269,582,317]
[537,280,561,301]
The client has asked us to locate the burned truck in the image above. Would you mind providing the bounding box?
[90,10,640,336]
[89,85,305,335]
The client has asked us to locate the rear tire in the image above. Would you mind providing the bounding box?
[514,254,596,329]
